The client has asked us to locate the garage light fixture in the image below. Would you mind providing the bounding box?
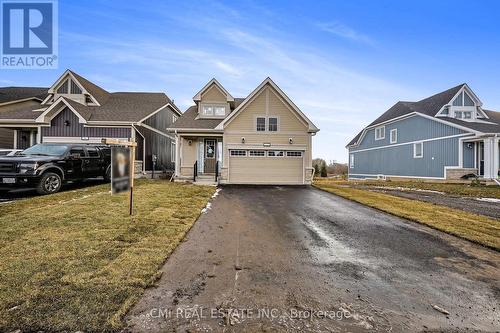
[241,137,245,144]
[289,138,293,144]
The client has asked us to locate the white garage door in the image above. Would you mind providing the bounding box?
[228,150,304,185]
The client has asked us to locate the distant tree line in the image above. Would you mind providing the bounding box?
[312,158,348,178]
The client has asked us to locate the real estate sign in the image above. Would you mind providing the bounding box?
[111,146,131,194]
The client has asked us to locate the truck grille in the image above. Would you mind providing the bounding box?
[0,162,16,173]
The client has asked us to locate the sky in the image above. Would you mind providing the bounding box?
[1,0,500,163]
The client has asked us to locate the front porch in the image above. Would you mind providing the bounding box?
[451,136,500,180]
[175,134,222,183]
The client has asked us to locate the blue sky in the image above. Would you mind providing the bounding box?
[2,0,500,162]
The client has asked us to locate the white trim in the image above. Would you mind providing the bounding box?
[347,110,484,148]
[413,142,423,158]
[193,78,234,102]
[137,104,169,123]
[350,154,354,169]
[390,128,397,144]
[13,130,18,149]
[42,136,128,144]
[46,70,102,107]
[216,77,319,133]
[139,123,175,139]
[35,98,87,124]
[350,133,472,154]
[0,97,43,107]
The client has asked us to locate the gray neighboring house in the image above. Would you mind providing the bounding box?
[347,84,500,181]
[0,70,182,172]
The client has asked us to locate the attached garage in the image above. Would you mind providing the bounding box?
[228,150,304,184]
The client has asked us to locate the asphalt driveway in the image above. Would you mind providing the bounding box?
[126,186,500,332]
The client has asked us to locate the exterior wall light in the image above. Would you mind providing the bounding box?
[64,120,70,126]
[289,138,293,144]
[241,137,245,144]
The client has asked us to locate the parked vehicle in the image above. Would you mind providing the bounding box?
[0,143,111,194]
[0,149,22,156]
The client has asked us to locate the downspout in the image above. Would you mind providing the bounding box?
[132,124,146,174]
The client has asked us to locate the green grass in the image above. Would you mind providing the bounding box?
[0,180,215,332]
[314,181,500,251]
[315,178,500,199]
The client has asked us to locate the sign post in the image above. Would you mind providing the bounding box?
[103,138,137,215]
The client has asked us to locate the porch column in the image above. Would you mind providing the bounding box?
[483,137,497,179]
[175,135,180,177]
[494,137,499,179]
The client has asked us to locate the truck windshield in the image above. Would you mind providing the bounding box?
[22,144,69,156]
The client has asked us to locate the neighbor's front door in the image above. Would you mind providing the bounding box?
[204,139,216,173]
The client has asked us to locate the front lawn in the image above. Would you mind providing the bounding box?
[0,180,215,332]
[317,178,500,199]
[314,180,500,251]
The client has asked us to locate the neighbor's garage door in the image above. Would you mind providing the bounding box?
[228,150,304,185]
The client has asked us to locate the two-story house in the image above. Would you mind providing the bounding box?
[169,78,319,185]
[0,70,181,172]
[347,84,500,181]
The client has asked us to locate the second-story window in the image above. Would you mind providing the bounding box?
[202,106,213,116]
[375,126,385,140]
[256,117,266,131]
[214,106,225,116]
[268,117,278,131]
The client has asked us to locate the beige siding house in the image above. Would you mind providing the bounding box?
[169,78,319,185]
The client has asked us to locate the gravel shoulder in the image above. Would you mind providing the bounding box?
[126,186,500,333]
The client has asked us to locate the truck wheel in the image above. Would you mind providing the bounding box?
[36,172,62,195]
[104,166,111,182]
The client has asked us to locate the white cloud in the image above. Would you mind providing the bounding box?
[317,21,374,45]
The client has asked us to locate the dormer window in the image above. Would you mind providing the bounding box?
[201,104,226,117]
[56,80,68,94]
[454,111,463,119]
[452,91,475,107]
[70,80,82,94]
[464,111,472,119]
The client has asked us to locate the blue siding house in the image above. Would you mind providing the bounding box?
[347,84,500,181]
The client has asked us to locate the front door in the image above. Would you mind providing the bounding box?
[204,139,216,173]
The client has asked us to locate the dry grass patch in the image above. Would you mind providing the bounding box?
[314,182,500,251]
[316,178,500,199]
[0,179,215,332]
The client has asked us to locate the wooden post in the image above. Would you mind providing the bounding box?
[129,142,136,216]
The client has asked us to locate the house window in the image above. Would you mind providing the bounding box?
[249,150,265,157]
[464,111,472,119]
[268,117,278,131]
[56,79,69,94]
[413,142,423,158]
[441,106,449,115]
[454,111,463,119]
[286,151,303,157]
[214,106,225,116]
[350,154,354,168]
[256,117,266,131]
[375,126,385,140]
[86,147,99,157]
[453,91,475,107]
[268,150,284,157]
[202,105,213,116]
[390,129,397,144]
[172,114,178,123]
[85,95,93,104]
[70,80,82,94]
[230,150,246,156]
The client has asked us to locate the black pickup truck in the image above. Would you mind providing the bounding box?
[0,143,111,195]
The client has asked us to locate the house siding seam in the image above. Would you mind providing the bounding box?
[351,114,467,151]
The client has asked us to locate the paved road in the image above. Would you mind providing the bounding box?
[126,186,500,332]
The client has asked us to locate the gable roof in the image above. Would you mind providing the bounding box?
[347,84,500,147]
[169,98,245,131]
[0,70,180,125]
[216,77,319,133]
[0,87,49,104]
[193,78,234,102]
